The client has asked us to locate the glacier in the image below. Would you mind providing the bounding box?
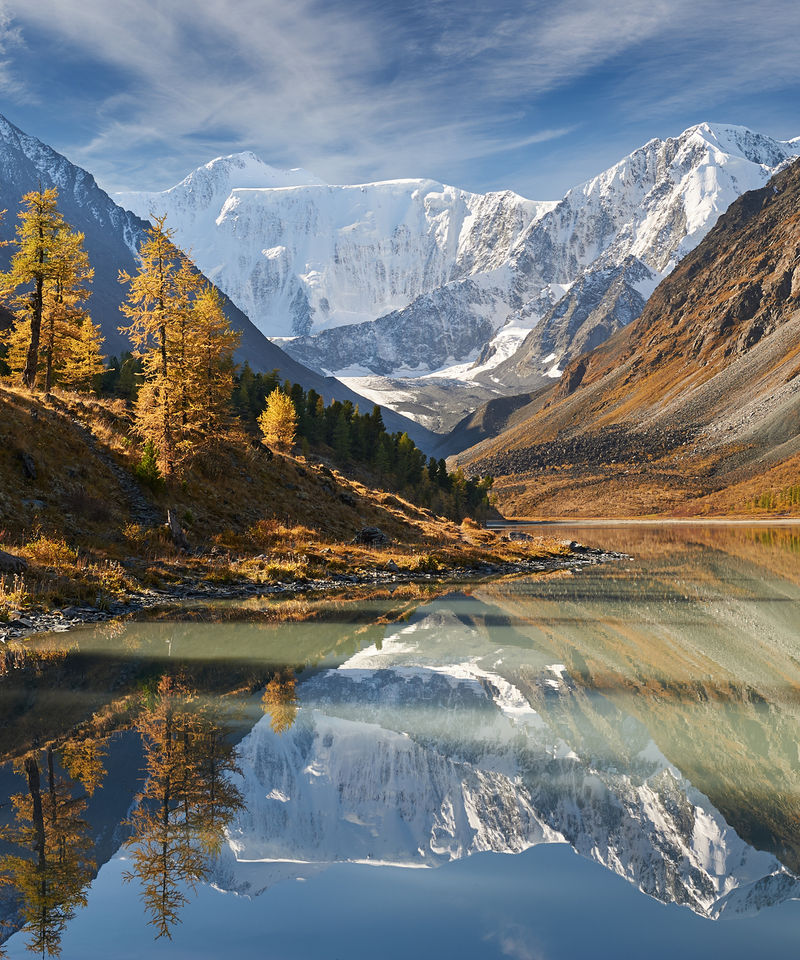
[117,167,546,340]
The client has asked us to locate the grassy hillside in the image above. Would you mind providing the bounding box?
[0,383,568,619]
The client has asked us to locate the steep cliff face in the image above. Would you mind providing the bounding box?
[455,159,800,515]
[118,171,543,338]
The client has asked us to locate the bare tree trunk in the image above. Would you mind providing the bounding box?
[22,274,43,389]
[24,754,46,869]
[44,311,55,395]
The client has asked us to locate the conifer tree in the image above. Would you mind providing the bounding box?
[120,218,239,475]
[2,315,33,376]
[182,285,240,452]
[59,316,105,393]
[0,189,64,388]
[120,216,185,474]
[41,226,94,393]
[332,409,351,459]
[0,189,99,392]
[258,387,298,452]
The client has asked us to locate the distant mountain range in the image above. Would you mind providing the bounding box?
[115,124,800,431]
[4,111,797,474]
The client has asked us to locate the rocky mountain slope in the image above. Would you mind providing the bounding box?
[0,115,434,448]
[454,159,800,516]
[116,124,800,429]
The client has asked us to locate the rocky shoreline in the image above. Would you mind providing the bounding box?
[0,544,622,643]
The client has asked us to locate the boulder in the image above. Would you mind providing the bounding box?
[166,509,190,552]
[19,451,37,480]
[0,549,27,574]
[353,526,390,547]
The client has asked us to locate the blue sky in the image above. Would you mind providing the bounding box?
[1,0,799,199]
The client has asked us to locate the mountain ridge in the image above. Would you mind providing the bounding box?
[114,123,800,431]
[454,158,800,516]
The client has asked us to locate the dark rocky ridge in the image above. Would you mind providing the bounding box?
[474,425,696,477]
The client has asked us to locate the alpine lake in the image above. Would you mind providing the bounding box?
[1,522,800,959]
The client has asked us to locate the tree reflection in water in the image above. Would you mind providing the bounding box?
[122,674,243,939]
[261,669,299,735]
[0,738,103,957]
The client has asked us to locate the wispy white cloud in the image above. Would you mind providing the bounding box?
[2,0,800,194]
[0,1,30,99]
[484,923,547,960]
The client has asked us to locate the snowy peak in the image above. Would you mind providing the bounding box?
[116,167,536,337]
[115,151,325,227]
[192,151,325,189]
[113,121,799,414]
[681,121,799,167]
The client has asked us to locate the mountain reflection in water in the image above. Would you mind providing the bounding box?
[1,523,799,958]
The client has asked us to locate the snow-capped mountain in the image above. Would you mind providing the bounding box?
[117,171,545,339]
[214,606,800,918]
[485,123,800,378]
[114,124,800,431]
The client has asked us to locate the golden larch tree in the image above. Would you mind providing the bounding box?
[183,284,240,453]
[120,216,239,475]
[60,316,105,393]
[258,387,298,452]
[119,216,193,475]
[0,191,101,394]
[0,188,66,388]
[41,225,94,393]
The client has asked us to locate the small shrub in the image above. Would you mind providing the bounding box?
[122,522,144,544]
[23,535,78,571]
[134,439,163,489]
[412,553,440,573]
[249,518,279,547]
[0,573,29,618]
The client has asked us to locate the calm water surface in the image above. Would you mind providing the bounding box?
[2,523,800,959]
